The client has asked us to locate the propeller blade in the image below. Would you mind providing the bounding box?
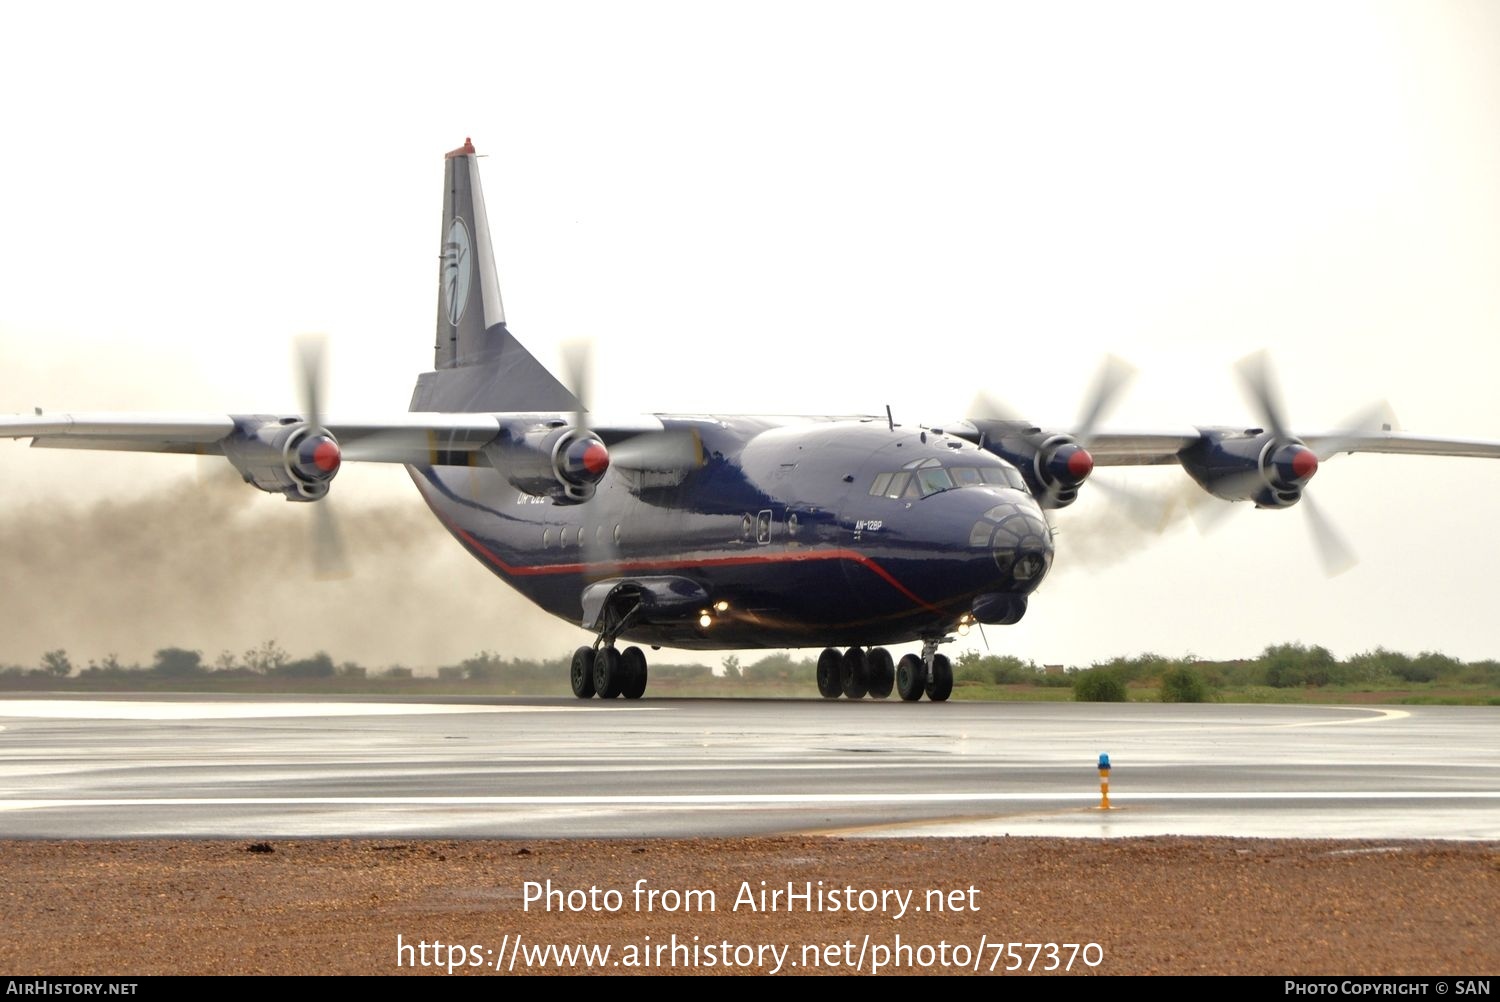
[1089,475,1189,534]
[579,489,619,569]
[294,334,328,429]
[1235,350,1292,442]
[1178,478,1242,535]
[1073,354,1136,446]
[610,429,704,472]
[965,355,1135,442]
[337,431,414,463]
[561,339,592,434]
[311,495,351,580]
[965,389,1019,424]
[1301,492,1358,577]
[292,335,350,580]
[1311,400,1398,461]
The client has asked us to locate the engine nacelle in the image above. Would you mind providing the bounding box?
[1179,428,1319,508]
[221,416,342,501]
[973,422,1095,509]
[483,422,610,503]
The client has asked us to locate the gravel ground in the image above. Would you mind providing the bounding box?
[2,837,1496,976]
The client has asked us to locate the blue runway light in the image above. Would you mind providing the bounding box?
[1097,752,1112,809]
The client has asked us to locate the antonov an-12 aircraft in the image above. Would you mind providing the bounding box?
[7,139,1500,702]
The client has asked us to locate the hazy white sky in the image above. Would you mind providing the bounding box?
[2,2,1499,670]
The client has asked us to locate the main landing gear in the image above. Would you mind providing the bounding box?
[817,639,952,702]
[570,644,649,700]
[571,590,649,699]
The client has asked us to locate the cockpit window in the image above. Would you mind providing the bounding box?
[868,461,1026,499]
[981,466,1028,491]
[915,467,953,496]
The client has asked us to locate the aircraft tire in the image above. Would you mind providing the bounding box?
[570,647,596,699]
[594,647,624,699]
[815,648,843,699]
[841,647,870,699]
[621,646,648,700]
[896,654,926,701]
[927,653,954,702]
[866,647,895,699]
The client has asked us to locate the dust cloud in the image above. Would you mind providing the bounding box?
[0,474,586,671]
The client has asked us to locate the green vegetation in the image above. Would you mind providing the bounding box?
[1,641,1498,705]
[1159,665,1209,703]
[1072,669,1127,702]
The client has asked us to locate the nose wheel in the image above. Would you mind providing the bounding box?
[896,654,925,700]
[895,652,950,701]
[926,652,953,702]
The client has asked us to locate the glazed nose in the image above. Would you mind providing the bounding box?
[968,501,1054,589]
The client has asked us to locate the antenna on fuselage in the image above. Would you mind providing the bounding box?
[885,404,894,433]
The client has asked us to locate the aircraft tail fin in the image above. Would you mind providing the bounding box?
[425,138,577,412]
[435,138,505,367]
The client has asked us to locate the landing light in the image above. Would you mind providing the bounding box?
[713,600,729,613]
[698,613,713,629]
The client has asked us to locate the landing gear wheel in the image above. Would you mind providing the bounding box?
[866,647,895,699]
[570,646,596,699]
[927,652,953,702]
[841,647,870,699]
[620,646,648,700]
[816,648,843,699]
[896,654,926,701]
[594,647,624,699]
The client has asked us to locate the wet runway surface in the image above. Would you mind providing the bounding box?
[0,695,1495,839]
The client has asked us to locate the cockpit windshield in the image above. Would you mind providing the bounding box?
[867,458,1026,499]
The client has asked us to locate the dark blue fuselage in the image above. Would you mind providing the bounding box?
[410,415,1054,650]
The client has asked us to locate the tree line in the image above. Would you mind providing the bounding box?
[4,641,1497,698]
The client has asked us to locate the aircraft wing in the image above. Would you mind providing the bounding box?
[0,408,675,503]
[0,413,238,454]
[958,413,1500,519]
[1299,431,1500,460]
[1073,430,1205,466]
[1081,429,1500,465]
[0,411,505,461]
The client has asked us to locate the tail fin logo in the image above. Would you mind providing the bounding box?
[442,217,473,327]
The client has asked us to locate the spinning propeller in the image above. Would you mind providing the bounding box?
[1232,350,1383,578]
[1169,351,1389,577]
[560,340,704,479]
[559,340,704,561]
[292,335,350,579]
[971,354,1136,508]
